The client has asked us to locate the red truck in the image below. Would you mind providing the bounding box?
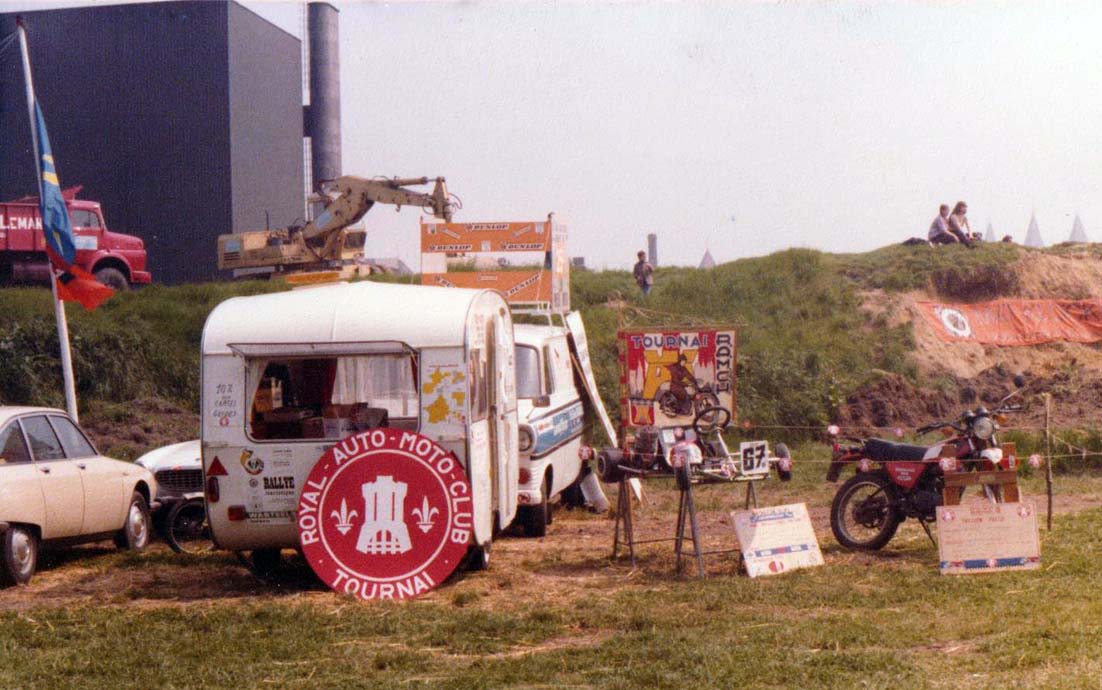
[0,188,151,290]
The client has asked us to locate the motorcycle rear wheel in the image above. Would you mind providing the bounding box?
[830,472,902,551]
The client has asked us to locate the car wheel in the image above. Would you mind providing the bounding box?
[251,548,282,578]
[94,266,129,291]
[521,473,551,538]
[114,491,151,551]
[1,525,38,586]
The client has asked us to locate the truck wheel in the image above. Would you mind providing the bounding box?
[1,525,38,586]
[94,267,129,291]
[114,491,151,551]
[521,474,551,538]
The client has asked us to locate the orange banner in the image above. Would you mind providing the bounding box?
[917,300,1102,345]
[420,221,551,253]
[423,270,550,303]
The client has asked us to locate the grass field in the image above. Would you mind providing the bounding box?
[1,454,1099,690]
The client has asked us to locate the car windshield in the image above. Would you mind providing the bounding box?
[515,345,542,399]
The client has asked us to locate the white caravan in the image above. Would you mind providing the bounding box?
[200,281,518,572]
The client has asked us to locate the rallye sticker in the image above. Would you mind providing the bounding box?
[298,428,473,600]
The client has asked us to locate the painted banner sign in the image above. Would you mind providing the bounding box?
[936,500,1041,575]
[918,299,1102,346]
[420,221,552,253]
[618,327,737,429]
[730,503,824,578]
[298,428,473,600]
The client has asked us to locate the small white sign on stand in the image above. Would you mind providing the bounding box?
[936,501,1041,575]
[730,503,824,578]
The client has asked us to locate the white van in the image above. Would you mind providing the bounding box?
[512,324,586,536]
[200,281,518,573]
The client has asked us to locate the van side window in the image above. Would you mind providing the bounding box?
[246,354,419,441]
[20,416,66,461]
[0,423,31,465]
[48,415,97,458]
[514,345,543,399]
[543,346,556,394]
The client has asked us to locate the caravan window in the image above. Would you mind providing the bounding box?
[246,354,418,441]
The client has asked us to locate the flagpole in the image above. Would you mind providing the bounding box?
[17,20,78,423]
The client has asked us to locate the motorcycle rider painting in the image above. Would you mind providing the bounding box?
[665,355,696,414]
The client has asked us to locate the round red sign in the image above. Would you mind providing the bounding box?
[297,428,473,600]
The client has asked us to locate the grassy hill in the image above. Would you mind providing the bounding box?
[0,241,1084,440]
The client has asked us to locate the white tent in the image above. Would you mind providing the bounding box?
[699,249,716,269]
[1069,214,1089,243]
[1025,213,1045,248]
[984,221,996,243]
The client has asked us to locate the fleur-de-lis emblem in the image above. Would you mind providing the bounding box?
[411,496,439,533]
[331,498,358,535]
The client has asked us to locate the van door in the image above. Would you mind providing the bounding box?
[492,311,517,527]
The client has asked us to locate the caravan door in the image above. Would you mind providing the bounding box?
[491,308,518,529]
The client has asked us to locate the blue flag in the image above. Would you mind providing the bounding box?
[33,101,75,265]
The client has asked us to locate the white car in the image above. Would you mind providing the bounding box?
[135,439,202,504]
[0,407,157,586]
[513,325,588,537]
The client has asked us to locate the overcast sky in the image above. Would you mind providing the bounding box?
[5,1,1102,269]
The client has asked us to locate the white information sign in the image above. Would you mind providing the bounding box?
[936,501,1041,575]
[730,503,824,578]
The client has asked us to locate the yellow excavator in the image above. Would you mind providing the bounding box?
[217,176,458,281]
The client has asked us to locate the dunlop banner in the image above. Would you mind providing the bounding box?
[917,299,1102,346]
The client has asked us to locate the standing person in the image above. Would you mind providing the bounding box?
[633,250,654,295]
[948,201,973,246]
[928,204,958,245]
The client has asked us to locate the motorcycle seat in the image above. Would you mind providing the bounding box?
[863,439,928,462]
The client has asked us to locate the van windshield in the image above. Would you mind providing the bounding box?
[515,345,542,399]
[246,354,418,441]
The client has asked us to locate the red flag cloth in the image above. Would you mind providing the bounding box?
[917,299,1102,346]
[45,247,114,310]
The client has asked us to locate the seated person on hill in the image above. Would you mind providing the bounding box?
[928,204,959,245]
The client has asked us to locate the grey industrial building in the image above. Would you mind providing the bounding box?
[0,1,313,284]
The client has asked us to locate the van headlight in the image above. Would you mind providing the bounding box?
[972,416,995,440]
[519,426,535,454]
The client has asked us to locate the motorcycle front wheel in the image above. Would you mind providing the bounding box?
[830,472,902,551]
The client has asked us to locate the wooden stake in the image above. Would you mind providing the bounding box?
[1044,392,1053,531]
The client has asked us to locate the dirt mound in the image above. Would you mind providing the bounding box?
[850,249,1102,432]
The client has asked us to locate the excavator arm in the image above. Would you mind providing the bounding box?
[301,175,455,240]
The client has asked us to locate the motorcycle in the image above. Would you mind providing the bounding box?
[826,376,1025,550]
[657,380,720,418]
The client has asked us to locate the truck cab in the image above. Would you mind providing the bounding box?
[0,195,151,289]
[513,324,586,537]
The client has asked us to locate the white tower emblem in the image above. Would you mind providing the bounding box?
[355,475,412,555]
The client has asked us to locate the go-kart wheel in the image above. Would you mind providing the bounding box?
[692,406,731,435]
[596,450,625,483]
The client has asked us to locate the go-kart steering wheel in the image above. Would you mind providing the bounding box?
[693,405,730,435]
